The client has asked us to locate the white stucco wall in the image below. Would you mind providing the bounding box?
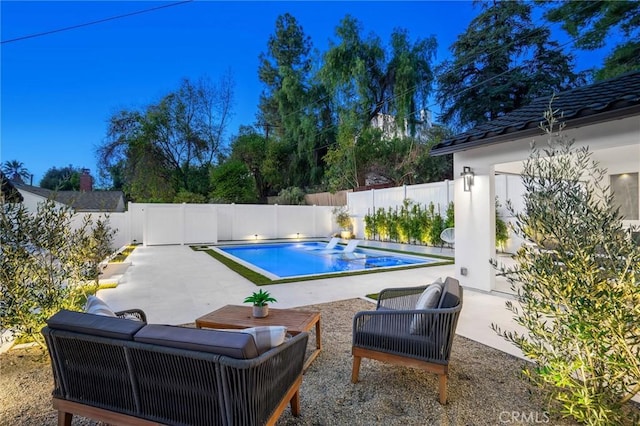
[454,115,640,292]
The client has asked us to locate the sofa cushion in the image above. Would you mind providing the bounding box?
[409,281,442,335]
[134,324,260,359]
[47,309,145,340]
[218,326,288,355]
[438,277,461,309]
[84,295,116,317]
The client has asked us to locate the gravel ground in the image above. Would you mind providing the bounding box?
[2,298,631,425]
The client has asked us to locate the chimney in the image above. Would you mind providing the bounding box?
[80,168,93,192]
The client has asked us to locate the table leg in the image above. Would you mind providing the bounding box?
[302,317,321,373]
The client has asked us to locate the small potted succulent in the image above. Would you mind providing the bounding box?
[243,289,277,318]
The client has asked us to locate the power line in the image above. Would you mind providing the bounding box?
[1,0,194,45]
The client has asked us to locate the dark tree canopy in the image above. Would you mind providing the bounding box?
[40,165,81,191]
[257,13,332,190]
[543,0,640,80]
[97,75,234,202]
[437,0,582,129]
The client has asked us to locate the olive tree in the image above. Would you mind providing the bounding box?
[492,107,640,424]
[1,199,114,347]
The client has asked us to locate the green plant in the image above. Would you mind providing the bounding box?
[492,107,640,425]
[495,198,508,252]
[1,199,115,347]
[332,206,352,230]
[243,289,277,306]
[276,186,306,205]
[363,211,375,240]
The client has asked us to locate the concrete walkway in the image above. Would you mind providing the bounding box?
[98,243,527,360]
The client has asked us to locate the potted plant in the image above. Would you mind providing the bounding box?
[243,289,277,318]
[332,206,352,239]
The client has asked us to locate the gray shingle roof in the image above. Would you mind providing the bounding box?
[15,184,125,212]
[431,70,640,155]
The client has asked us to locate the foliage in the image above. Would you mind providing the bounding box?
[332,206,352,230]
[40,165,81,190]
[276,187,306,205]
[243,289,277,306]
[209,160,258,204]
[230,126,270,200]
[320,16,438,189]
[258,13,332,189]
[492,108,640,425]
[97,75,234,202]
[444,202,455,229]
[543,0,640,80]
[495,198,509,252]
[1,160,31,183]
[1,199,115,347]
[437,0,582,129]
[363,201,449,247]
[173,190,207,204]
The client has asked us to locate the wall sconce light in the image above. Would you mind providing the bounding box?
[461,166,474,192]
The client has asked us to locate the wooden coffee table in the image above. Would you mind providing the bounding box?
[195,305,321,372]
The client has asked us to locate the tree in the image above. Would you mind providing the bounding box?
[1,160,31,183]
[320,16,437,188]
[40,165,81,190]
[543,1,640,80]
[437,0,582,129]
[1,199,114,347]
[492,108,640,424]
[97,75,234,202]
[258,13,332,189]
[229,126,270,200]
[209,160,258,204]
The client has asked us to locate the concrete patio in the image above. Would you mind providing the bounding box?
[98,241,527,360]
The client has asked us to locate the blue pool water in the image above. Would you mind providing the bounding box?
[218,242,437,278]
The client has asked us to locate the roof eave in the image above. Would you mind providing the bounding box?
[431,103,640,156]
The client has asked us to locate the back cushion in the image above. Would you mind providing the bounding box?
[409,281,442,335]
[438,277,461,308]
[47,309,145,340]
[134,325,260,359]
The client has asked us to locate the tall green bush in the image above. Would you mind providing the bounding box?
[492,110,640,425]
[1,199,114,347]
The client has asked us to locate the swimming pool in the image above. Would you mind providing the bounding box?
[216,241,439,279]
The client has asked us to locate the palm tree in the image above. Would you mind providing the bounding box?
[1,160,31,183]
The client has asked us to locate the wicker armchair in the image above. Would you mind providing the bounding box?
[351,277,463,404]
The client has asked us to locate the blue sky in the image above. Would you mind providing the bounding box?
[1,1,616,186]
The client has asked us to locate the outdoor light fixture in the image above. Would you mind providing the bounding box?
[254,234,258,240]
[461,166,474,192]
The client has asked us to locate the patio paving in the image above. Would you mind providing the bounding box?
[98,242,527,360]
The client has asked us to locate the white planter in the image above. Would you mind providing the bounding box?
[252,305,269,318]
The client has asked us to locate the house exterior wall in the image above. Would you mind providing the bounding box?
[454,115,640,292]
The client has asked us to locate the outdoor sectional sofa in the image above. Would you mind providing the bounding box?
[42,309,308,426]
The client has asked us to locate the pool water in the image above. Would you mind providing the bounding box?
[217,242,437,279]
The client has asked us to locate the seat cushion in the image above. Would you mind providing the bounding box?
[354,315,445,364]
[46,309,145,340]
[409,282,442,335]
[84,295,116,317]
[134,324,260,359]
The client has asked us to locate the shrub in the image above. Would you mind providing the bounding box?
[492,108,640,425]
[276,186,306,205]
[0,199,114,347]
